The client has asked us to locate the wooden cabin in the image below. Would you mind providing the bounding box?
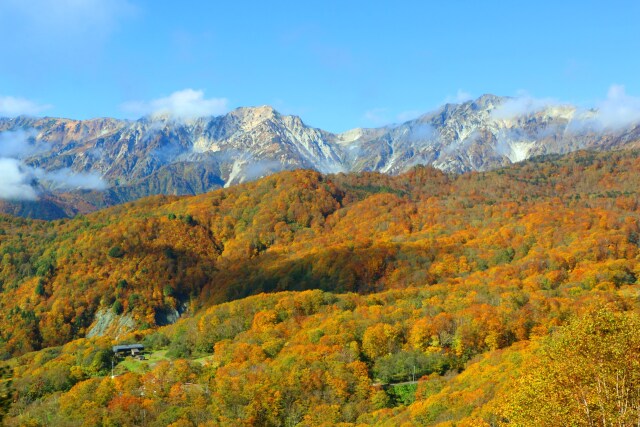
[112,344,144,357]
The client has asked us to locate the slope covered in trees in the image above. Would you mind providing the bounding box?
[1,150,640,425]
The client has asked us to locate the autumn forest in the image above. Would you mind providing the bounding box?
[2,150,640,426]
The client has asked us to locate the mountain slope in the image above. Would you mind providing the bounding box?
[0,149,639,359]
[1,95,640,218]
[341,94,640,173]
[2,150,640,425]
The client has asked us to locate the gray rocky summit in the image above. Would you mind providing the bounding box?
[1,95,639,217]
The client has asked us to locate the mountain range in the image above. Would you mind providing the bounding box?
[1,94,639,218]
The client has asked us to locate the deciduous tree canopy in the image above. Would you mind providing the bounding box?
[1,150,640,425]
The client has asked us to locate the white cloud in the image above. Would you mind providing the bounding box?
[35,168,107,192]
[594,84,640,129]
[121,89,229,119]
[0,130,37,157]
[0,158,38,200]
[0,131,107,200]
[477,85,640,132]
[445,89,473,104]
[0,96,52,117]
[564,85,640,132]
[491,92,560,120]
[407,123,436,142]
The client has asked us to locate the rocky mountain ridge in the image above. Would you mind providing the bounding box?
[1,94,639,217]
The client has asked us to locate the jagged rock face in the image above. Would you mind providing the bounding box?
[1,96,639,218]
[0,106,343,189]
[340,94,640,174]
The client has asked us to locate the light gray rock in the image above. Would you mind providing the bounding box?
[1,95,639,218]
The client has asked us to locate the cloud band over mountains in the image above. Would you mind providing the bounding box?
[490,85,640,131]
[1,85,640,202]
[0,130,107,201]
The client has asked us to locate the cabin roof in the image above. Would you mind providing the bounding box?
[112,344,144,352]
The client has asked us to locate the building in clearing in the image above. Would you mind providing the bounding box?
[112,344,144,357]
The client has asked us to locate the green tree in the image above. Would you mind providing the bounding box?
[108,246,125,258]
[112,300,123,315]
[35,279,45,297]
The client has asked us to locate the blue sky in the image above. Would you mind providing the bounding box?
[0,0,639,132]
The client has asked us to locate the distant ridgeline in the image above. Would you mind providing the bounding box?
[1,94,640,220]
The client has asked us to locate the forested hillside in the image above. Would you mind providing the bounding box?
[1,150,640,425]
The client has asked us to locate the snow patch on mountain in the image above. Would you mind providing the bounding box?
[2,94,640,212]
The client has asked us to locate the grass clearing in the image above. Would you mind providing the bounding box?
[115,350,170,374]
[192,354,216,365]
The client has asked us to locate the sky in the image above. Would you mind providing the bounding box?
[0,0,639,132]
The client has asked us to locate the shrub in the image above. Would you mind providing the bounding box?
[108,246,125,258]
[112,301,123,315]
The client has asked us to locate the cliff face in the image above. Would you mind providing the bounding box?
[1,95,639,218]
[339,94,640,174]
